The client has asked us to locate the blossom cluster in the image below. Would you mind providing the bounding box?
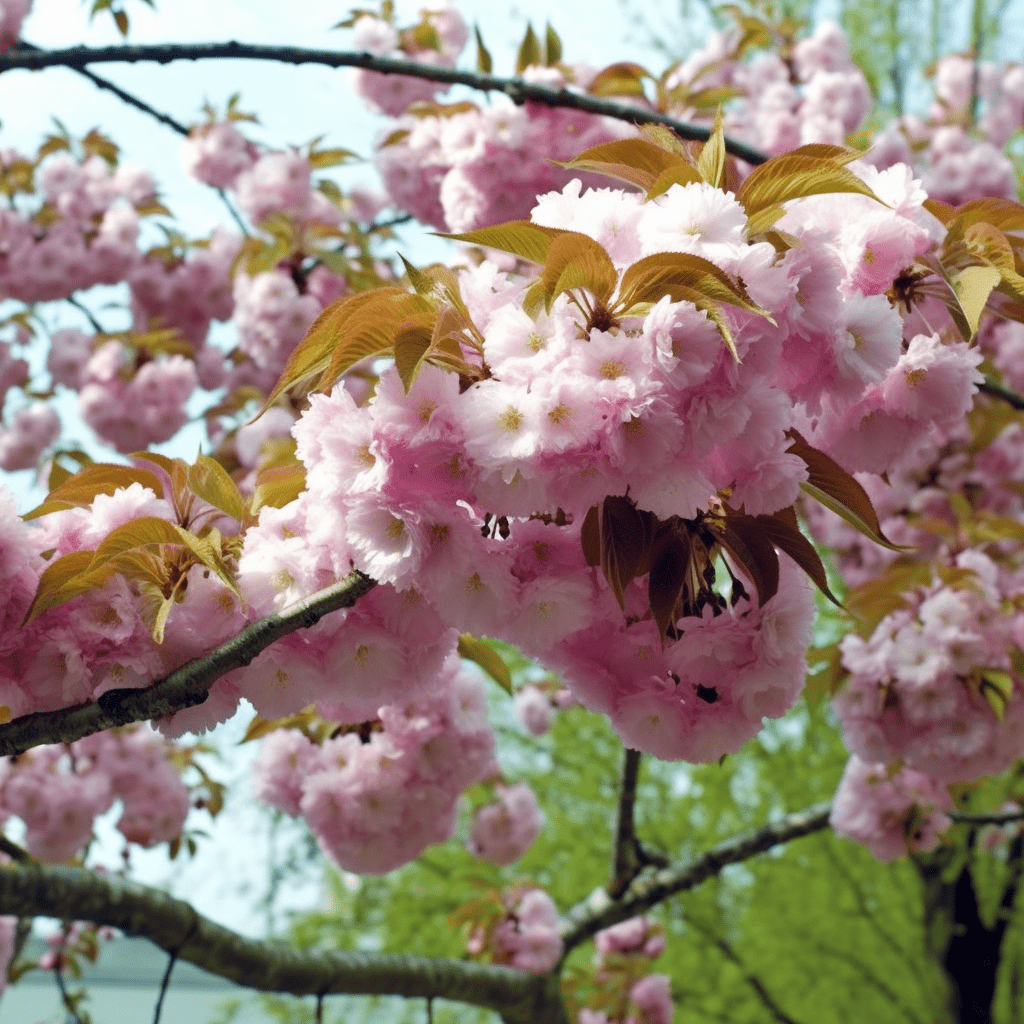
[466,885,563,974]
[252,653,497,874]
[576,917,672,1024]
[467,781,545,865]
[0,725,193,863]
[348,6,636,232]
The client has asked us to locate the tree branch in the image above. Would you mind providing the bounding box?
[560,802,832,954]
[0,43,769,166]
[17,41,250,235]
[0,570,377,758]
[16,40,191,135]
[609,747,643,898]
[607,748,667,898]
[978,378,1024,411]
[950,809,1024,825]
[0,862,568,1024]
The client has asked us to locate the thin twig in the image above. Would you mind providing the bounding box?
[152,949,178,1024]
[951,809,1024,826]
[979,378,1024,411]
[0,834,32,864]
[0,42,769,166]
[17,41,251,236]
[0,570,377,758]
[53,957,85,1024]
[65,296,106,335]
[17,41,191,135]
[560,802,832,955]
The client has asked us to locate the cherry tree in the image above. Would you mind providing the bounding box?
[1,0,1024,1021]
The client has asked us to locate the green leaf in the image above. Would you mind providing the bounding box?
[544,22,562,65]
[474,25,492,74]
[696,108,727,190]
[540,233,618,310]
[585,62,650,98]
[187,453,248,523]
[978,669,1014,722]
[458,634,513,694]
[737,151,885,234]
[516,23,542,73]
[950,264,1001,338]
[787,430,906,551]
[25,463,165,520]
[557,138,694,192]
[439,221,565,265]
[393,325,434,392]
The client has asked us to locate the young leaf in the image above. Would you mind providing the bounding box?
[696,108,727,190]
[393,325,434,392]
[737,152,884,232]
[544,22,562,65]
[440,221,565,265]
[950,264,1002,338]
[600,496,654,608]
[644,163,705,201]
[707,515,780,607]
[187,453,248,524]
[557,138,694,192]
[474,25,492,74]
[540,233,618,310]
[318,291,434,389]
[516,23,542,73]
[786,430,906,550]
[24,464,165,520]
[648,529,691,641]
[585,62,650,98]
[581,504,601,567]
[262,287,408,410]
[754,506,842,607]
[23,551,113,624]
[252,461,307,513]
[458,634,513,694]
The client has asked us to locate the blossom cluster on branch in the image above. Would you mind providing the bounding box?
[3,0,1024,1019]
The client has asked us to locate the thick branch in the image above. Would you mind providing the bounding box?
[0,43,769,165]
[0,862,566,1024]
[0,571,377,757]
[560,802,832,954]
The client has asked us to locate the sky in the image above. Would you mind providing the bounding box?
[0,0,703,946]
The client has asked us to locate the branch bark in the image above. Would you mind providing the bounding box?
[0,571,377,758]
[560,802,832,955]
[0,42,769,166]
[0,861,568,1024]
